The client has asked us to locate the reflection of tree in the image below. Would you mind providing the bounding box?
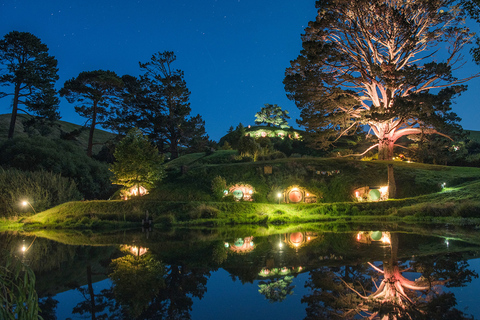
[109,254,165,318]
[137,264,211,320]
[302,234,478,320]
[258,276,295,303]
[70,265,120,320]
[38,295,59,320]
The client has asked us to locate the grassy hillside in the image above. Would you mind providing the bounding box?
[0,113,117,154]
[156,153,480,203]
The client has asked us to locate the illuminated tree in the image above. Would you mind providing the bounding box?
[284,0,478,160]
[255,104,291,129]
[110,128,164,195]
[0,31,59,139]
[60,70,123,157]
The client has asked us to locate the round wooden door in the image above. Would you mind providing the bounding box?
[288,190,303,203]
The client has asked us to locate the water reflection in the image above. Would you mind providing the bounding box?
[1,226,479,319]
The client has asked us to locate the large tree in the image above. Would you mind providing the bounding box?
[254,104,291,128]
[284,0,479,160]
[139,51,208,159]
[60,70,123,157]
[0,31,60,139]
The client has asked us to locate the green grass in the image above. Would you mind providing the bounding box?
[0,113,116,154]
[16,177,480,229]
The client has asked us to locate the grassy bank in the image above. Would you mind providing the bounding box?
[16,178,480,229]
[3,159,479,230]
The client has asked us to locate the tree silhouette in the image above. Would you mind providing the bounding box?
[60,70,123,157]
[0,31,59,139]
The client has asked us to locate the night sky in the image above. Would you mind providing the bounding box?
[1,0,480,141]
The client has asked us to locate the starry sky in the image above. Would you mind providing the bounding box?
[1,0,480,141]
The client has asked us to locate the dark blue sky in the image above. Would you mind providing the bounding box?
[1,0,480,141]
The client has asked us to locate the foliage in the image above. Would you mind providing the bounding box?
[0,30,60,139]
[109,254,165,318]
[218,123,246,150]
[0,255,41,320]
[284,0,476,160]
[254,104,291,128]
[60,70,124,157]
[110,128,165,193]
[237,135,259,155]
[135,51,209,159]
[211,175,227,201]
[0,136,112,199]
[0,168,81,217]
[258,276,295,303]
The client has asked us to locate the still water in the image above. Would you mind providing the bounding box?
[2,223,480,319]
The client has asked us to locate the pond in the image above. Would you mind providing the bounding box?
[1,223,480,319]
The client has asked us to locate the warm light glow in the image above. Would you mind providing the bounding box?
[356,233,361,241]
[291,187,298,191]
[379,186,389,194]
[21,245,26,252]
[279,242,283,248]
[355,191,359,197]
[307,236,311,241]
[381,233,391,244]
[306,193,309,196]
[277,193,282,198]
[22,201,28,206]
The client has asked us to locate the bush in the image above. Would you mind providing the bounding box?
[0,136,112,199]
[211,176,227,201]
[0,168,82,217]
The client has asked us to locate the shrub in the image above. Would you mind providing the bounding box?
[211,176,227,201]
[0,136,112,199]
[0,168,82,217]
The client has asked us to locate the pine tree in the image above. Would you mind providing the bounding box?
[0,31,60,139]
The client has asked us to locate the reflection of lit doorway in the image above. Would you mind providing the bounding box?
[288,190,303,203]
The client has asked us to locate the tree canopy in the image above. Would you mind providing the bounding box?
[254,104,291,129]
[0,31,60,139]
[284,0,479,160]
[110,128,164,196]
[138,51,209,159]
[60,70,123,157]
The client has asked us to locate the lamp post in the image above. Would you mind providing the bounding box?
[22,200,37,214]
[277,192,282,204]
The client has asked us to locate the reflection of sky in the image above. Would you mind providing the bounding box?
[191,269,309,320]
[39,257,480,319]
[52,279,112,320]
[449,257,480,318]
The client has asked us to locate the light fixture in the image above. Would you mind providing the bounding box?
[21,200,36,214]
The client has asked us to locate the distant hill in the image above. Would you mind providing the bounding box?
[0,113,117,155]
[466,130,480,143]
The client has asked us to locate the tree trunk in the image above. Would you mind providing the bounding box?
[8,83,21,139]
[86,265,97,320]
[378,138,394,160]
[87,101,97,157]
[388,164,396,199]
